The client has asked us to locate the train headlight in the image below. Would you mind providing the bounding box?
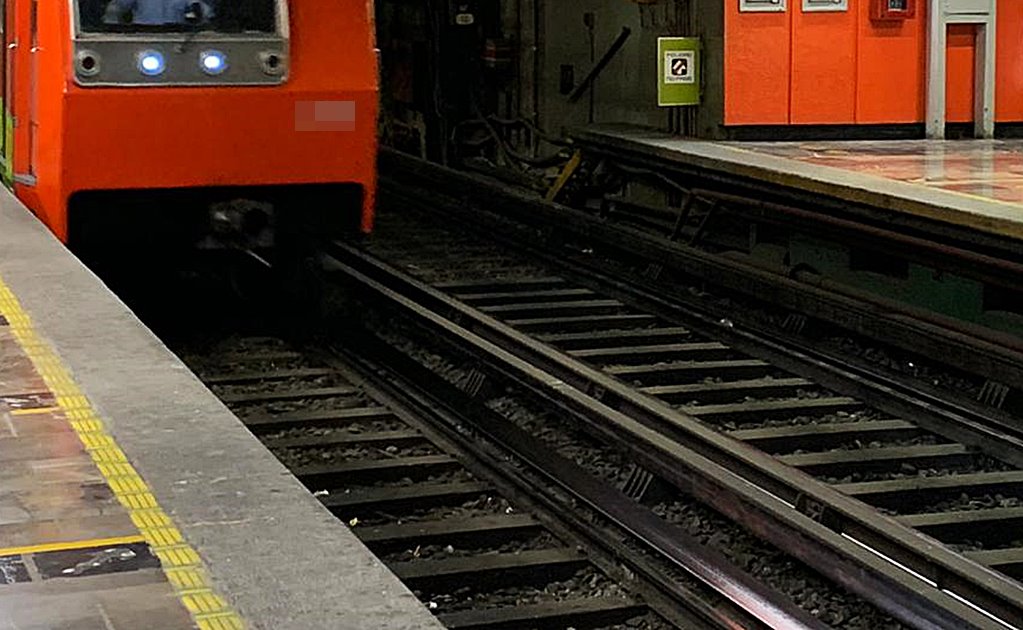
[200,50,228,76]
[137,50,166,76]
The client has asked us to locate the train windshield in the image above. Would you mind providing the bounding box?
[76,0,279,34]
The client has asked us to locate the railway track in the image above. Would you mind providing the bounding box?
[179,337,825,629]
[318,190,1023,629]
[382,149,1023,403]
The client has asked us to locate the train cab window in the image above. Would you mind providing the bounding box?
[76,0,279,34]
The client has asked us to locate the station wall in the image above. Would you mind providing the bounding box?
[374,0,1023,151]
[724,0,1023,126]
[539,2,666,134]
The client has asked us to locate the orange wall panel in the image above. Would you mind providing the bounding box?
[945,24,976,123]
[791,6,857,124]
[997,2,1023,121]
[724,0,1023,127]
[724,6,791,125]
[855,4,925,123]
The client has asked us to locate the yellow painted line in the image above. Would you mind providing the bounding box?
[0,281,245,629]
[0,534,147,558]
[10,406,60,416]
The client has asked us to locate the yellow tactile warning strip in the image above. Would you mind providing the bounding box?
[0,279,246,630]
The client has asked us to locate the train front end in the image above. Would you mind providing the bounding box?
[21,0,378,258]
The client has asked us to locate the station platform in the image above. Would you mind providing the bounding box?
[0,191,442,628]
[575,125,1023,244]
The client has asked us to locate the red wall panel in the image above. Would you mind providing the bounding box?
[997,2,1023,121]
[724,5,791,125]
[856,3,925,123]
[945,24,976,123]
[723,0,1023,126]
[791,7,857,124]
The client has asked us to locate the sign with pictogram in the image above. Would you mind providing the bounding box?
[657,37,700,107]
[664,51,694,84]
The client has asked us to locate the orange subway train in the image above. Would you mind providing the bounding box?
[0,0,378,259]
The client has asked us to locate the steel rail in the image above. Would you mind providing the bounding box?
[326,239,1023,630]
[379,149,1023,392]
[323,336,828,630]
[378,179,1023,468]
[200,341,671,629]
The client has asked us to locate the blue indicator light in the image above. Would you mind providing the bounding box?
[200,50,228,75]
[137,50,166,76]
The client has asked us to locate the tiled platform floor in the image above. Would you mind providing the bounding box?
[0,322,197,629]
[746,140,1023,205]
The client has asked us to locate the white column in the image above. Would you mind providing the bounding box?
[926,0,947,139]
[973,6,997,138]
[926,0,997,139]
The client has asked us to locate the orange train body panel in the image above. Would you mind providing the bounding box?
[725,0,1023,127]
[6,0,378,244]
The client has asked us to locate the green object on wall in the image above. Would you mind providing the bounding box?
[657,37,701,107]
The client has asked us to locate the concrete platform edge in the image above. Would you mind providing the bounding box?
[578,126,1023,241]
[0,190,443,630]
